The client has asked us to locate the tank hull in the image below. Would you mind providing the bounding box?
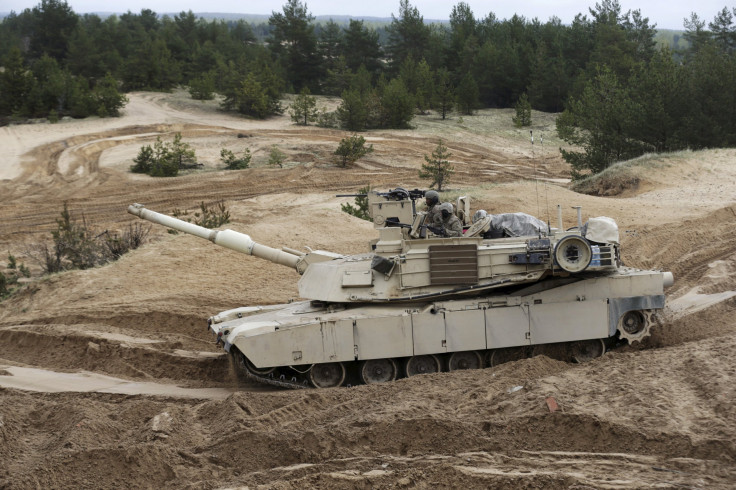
[210,268,667,387]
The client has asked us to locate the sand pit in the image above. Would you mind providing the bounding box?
[1,91,735,488]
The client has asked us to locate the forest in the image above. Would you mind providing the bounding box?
[1,0,735,175]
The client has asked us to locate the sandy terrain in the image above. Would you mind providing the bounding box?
[1,90,735,488]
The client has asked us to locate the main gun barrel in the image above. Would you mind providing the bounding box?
[127,204,300,270]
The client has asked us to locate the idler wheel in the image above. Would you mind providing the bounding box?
[359,358,398,384]
[308,362,346,388]
[488,347,529,367]
[405,355,441,377]
[569,339,606,363]
[448,351,482,371]
[240,352,276,376]
[554,235,592,273]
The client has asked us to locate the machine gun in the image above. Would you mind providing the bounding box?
[336,187,426,202]
[337,187,429,229]
[384,217,446,238]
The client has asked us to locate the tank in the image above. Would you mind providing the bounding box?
[128,189,673,388]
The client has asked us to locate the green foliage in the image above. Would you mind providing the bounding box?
[334,134,374,167]
[268,0,321,92]
[1,254,31,300]
[381,78,415,128]
[316,107,339,128]
[433,68,454,120]
[456,73,479,115]
[131,145,154,174]
[289,87,318,125]
[336,79,415,131]
[0,48,33,116]
[173,201,231,228]
[93,72,128,117]
[419,139,454,191]
[268,146,286,168]
[336,89,368,131]
[512,93,532,127]
[386,0,430,71]
[50,202,103,270]
[233,73,270,118]
[1,0,735,166]
[557,67,648,179]
[340,185,372,221]
[25,202,147,275]
[130,133,197,177]
[220,148,251,170]
[189,72,216,100]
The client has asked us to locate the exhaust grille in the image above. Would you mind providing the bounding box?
[429,244,478,285]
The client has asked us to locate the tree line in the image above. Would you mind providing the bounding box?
[1,0,735,174]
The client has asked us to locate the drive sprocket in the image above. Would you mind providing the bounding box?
[617,309,655,344]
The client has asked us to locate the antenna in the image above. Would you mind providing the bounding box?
[541,132,551,231]
[531,130,541,220]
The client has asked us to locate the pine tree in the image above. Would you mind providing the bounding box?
[336,89,368,131]
[456,73,479,115]
[419,139,454,191]
[268,0,321,91]
[0,48,33,116]
[512,93,532,127]
[433,68,454,120]
[380,78,414,129]
[289,87,318,125]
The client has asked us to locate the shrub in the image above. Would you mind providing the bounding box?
[26,203,149,274]
[189,72,216,100]
[1,254,31,299]
[316,108,338,128]
[334,134,373,167]
[220,148,251,170]
[341,185,372,222]
[131,133,197,177]
[268,146,286,168]
[172,201,230,228]
[101,223,151,259]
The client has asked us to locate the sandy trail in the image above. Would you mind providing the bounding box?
[1,91,735,488]
[0,365,237,399]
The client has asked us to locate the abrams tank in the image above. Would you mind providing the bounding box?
[128,188,673,388]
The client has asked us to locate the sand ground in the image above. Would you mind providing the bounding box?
[1,90,735,488]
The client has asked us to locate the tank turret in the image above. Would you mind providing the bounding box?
[129,191,642,304]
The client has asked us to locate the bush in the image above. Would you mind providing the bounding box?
[268,146,286,168]
[189,72,216,100]
[101,223,151,259]
[131,133,197,177]
[172,201,230,228]
[316,108,338,128]
[26,203,149,274]
[341,185,372,221]
[334,134,373,167]
[1,254,31,299]
[220,148,251,170]
[131,145,154,174]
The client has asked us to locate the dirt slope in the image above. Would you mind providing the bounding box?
[1,91,735,488]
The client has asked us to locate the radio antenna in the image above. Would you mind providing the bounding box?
[531,130,541,220]
[541,132,551,231]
